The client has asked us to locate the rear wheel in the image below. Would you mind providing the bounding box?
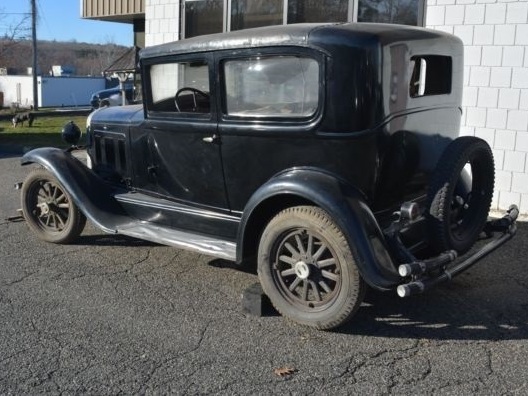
[427,137,494,254]
[258,206,365,330]
[21,168,86,244]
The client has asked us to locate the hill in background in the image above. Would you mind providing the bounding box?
[0,39,132,77]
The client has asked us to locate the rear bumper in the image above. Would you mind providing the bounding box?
[397,205,519,297]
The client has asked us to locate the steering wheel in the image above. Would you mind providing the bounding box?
[174,87,210,112]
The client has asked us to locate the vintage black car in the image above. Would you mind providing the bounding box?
[19,23,518,330]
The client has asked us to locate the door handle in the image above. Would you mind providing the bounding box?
[202,134,220,144]
[147,165,158,178]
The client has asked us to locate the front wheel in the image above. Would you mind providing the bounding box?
[21,168,86,244]
[258,206,365,330]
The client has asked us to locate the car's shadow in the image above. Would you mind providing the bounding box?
[0,151,24,159]
[344,222,528,340]
[208,258,257,274]
[70,223,527,341]
[209,258,528,341]
[338,286,528,341]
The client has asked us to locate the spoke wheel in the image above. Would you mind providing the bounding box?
[258,206,365,330]
[21,168,86,244]
[273,229,341,310]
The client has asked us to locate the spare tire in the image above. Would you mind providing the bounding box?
[427,137,494,254]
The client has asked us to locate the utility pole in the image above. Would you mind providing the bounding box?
[31,0,38,110]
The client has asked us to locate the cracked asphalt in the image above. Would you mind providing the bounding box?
[1,153,527,394]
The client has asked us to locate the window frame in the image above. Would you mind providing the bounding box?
[229,0,285,31]
[409,55,453,98]
[181,0,427,39]
[356,0,425,26]
[218,47,325,125]
[182,0,227,39]
[142,54,216,121]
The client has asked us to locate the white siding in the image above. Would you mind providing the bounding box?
[0,76,105,107]
[427,0,528,213]
[145,0,180,47]
[0,76,34,108]
[40,77,106,107]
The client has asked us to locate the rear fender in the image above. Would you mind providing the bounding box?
[237,168,400,290]
[21,147,129,233]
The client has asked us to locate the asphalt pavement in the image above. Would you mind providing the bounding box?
[1,154,527,394]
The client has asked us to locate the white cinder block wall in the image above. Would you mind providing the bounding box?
[145,0,180,47]
[427,0,528,214]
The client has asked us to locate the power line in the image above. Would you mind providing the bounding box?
[31,0,38,110]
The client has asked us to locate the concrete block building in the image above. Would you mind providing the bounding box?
[82,0,528,214]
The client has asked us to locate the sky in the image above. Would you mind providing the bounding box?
[0,0,133,46]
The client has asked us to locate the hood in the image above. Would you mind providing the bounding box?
[89,104,144,126]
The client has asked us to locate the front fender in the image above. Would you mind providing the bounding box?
[237,168,400,290]
[21,147,129,233]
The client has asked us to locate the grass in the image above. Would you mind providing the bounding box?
[0,115,87,149]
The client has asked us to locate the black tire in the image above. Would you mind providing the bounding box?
[427,137,494,254]
[258,206,365,330]
[21,168,86,244]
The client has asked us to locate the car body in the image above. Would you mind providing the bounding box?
[90,85,134,109]
[20,23,518,330]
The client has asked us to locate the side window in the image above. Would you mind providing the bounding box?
[223,56,319,118]
[409,55,452,97]
[148,60,210,113]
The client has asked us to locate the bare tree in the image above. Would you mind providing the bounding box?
[0,7,31,60]
[96,39,129,75]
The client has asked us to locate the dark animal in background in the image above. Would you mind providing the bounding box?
[12,113,35,128]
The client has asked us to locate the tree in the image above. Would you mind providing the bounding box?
[94,36,129,75]
[0,7,31,60]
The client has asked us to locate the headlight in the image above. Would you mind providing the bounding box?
[86,110,95,127]
[61,121,81,145]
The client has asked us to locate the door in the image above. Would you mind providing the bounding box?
[131,56,228,210]
[218,52,323,211]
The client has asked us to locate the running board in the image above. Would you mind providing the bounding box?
[116,221,237,261]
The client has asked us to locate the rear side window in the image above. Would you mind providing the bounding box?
[223,56,319,118]
[410,55,452,97]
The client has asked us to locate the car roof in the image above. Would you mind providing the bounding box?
[139,22,460,60]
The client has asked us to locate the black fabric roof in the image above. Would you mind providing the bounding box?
[139,22,458,60]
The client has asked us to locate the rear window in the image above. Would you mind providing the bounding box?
[410,55,452,97]
[223,56,319,118]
